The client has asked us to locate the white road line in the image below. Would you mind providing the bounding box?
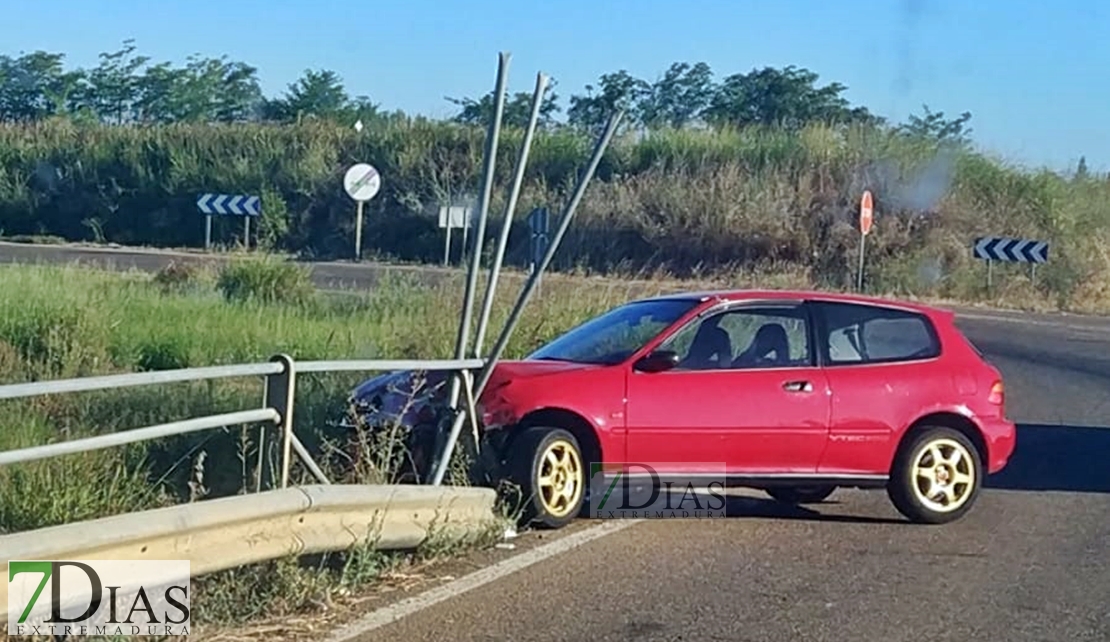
[325,519,641,642]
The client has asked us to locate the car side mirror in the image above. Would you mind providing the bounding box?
[634,350,680,373]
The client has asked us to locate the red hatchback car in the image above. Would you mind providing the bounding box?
[348,289,1016,529]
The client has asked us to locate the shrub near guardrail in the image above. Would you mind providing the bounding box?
[3,118,1110,310]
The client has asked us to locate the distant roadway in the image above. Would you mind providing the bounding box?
[3,240,1109,642]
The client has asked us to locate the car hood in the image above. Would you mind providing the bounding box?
[350,359,600,403]
[345,359,605,432]
[350,369,428,401]
[485,359,601,385]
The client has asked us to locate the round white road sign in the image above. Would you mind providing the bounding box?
[344,163,382,202]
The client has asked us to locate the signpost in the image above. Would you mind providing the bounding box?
[528,206,549,276]
[528,207,551,296]
[343,163,382,259]
[438,205,472,265]
[857,190,874,292]
[973,236,1049,289]
[196,193,261,250]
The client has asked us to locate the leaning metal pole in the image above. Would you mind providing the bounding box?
[429,109,624,486]
[473,71,549,356]
[445,52,509,420]
[434,52,508,485]
[454,51,509,364]
[471,110,624,396]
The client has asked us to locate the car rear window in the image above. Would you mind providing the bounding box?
[817,302,941,364]
[861,316,937,361]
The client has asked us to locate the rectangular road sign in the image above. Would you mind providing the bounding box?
[973,236,1048,263]
[438,206,472,229]
[196,194,261,217]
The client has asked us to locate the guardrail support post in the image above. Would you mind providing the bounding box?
[263,354,296,490]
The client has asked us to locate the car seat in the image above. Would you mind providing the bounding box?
[680,321,732,369]
[733,323,790,367]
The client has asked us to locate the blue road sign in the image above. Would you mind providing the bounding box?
[196,194,261,217]
[529,207,550,270]
[973,236,1048,264]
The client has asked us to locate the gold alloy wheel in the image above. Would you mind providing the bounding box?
[536,438,583,518]
[911,437,976,513]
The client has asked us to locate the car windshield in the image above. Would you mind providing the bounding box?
[528,298,699,365]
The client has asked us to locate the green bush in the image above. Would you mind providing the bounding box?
[152,261,205,294]
[216,256,315,305]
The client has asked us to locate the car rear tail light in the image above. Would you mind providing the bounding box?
[988,380,1004,405]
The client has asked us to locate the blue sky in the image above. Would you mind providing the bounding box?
[3,0,1108,172]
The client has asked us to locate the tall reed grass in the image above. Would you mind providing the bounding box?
[2,117,1109,310]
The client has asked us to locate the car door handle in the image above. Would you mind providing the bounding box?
[782,380,813,393]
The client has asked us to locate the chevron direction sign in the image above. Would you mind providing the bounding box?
[973,236,1048,264]
[196,193,261,217]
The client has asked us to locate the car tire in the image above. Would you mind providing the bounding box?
[887,426,982,524]
[764,485,836,504]
[506,425,585,530]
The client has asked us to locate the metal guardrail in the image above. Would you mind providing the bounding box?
[0,362,284,400]
[0,483,500,626]
[0,355,495,626]
[0,355,496,625]
[0,355,486,490]
[0,408,280,467]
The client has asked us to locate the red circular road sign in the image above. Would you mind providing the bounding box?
[859,190,874,236]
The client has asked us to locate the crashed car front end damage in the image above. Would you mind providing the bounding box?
[339,368,519,484]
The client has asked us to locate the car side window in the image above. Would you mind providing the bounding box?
[661,306,812,370]
[816,302,940,365]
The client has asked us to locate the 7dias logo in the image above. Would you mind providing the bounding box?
[7,559,191,637]
[589,462,728,519]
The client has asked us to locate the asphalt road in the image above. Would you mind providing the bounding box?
[344,313,1110,642]
[4,241,1110,641]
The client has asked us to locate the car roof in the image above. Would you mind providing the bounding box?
[632,288,952,317]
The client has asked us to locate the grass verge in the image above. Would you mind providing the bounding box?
[0,257,631,638]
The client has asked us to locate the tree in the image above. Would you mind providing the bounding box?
[261,69,383,125]
[0,51,84,121]
[446,80,561,129]
[77,39,149,124]
[703,65,880,129]
[263,69,350,122]
[132,54,262,123]
[0,40,984,157]
[566,70,650,132]
[896,104,973,146]
[637,62,715,129]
